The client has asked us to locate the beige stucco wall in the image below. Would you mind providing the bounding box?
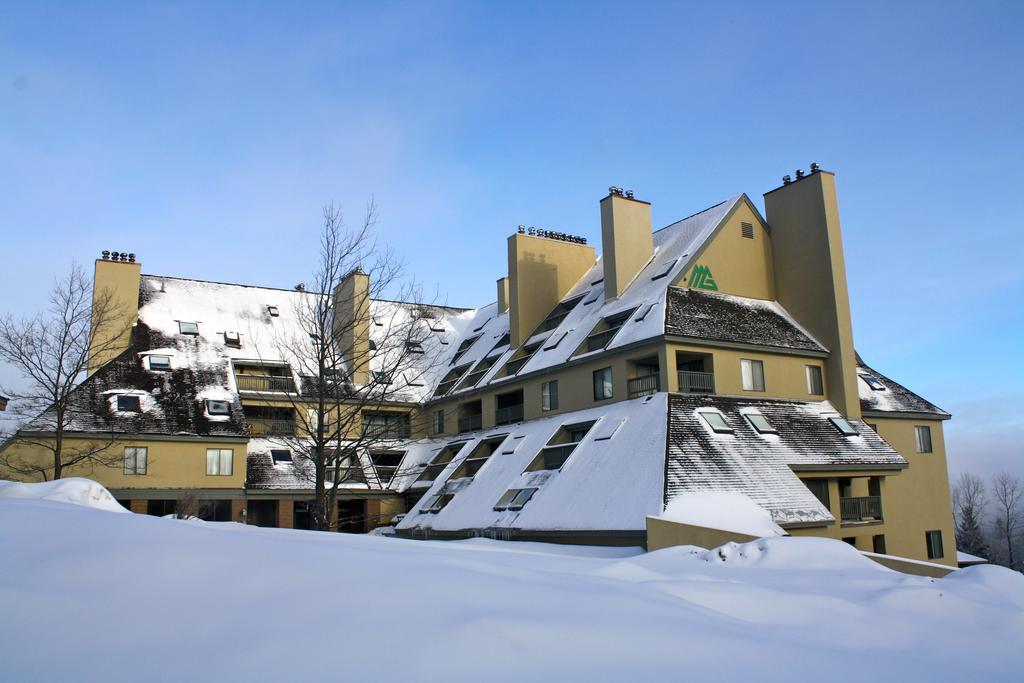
[646,516,758,551]
[601,194,653,300]
[507,233,595,347]
[675,199,775,300]
[88,257,141,374]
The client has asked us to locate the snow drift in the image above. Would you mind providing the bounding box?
[1,492,1022,682]
[0,478,127,513]
[659,491,785,537]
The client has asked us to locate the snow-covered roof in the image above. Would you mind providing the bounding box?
[856,355,950,418]
[666,394,907,527]
[397,394,669,532]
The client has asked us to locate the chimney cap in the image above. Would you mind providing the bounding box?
[809,162,821,173]
[782,175,792,185]
[795,169,805,179]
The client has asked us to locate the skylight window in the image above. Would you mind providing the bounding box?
[117,395,142,412]
[178,321,199,335]
[829,417,860,436]
[699,411,733,434]
[860,374,887,391]
[271,449,292,464]
[224,331,241,348]
[267,305,279,317]
[744,412,776,434]
[148,355,171,371]
[493,487,538,511]
[206,400,231,416]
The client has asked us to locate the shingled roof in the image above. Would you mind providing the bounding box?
[856,356,950,418]
[665,393,907,527]
[665,288,827,353]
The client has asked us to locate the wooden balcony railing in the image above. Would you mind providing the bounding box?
[457,414,483,433]
[495,404,524,426]
[247,418,296,437]
[627,374,660,398]
[841,496,883,522]
[677,370,715,394]
[235,374,296,393]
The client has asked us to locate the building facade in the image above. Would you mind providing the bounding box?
[0,167,958,565]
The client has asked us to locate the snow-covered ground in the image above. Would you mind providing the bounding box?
[1,481,1022,682]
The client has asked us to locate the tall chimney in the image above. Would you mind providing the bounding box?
[764,168,861,418]
[496,277,510,314]
[600,189,653,300]
[333,268,371,386]
[507,232,595,347]
[88,251,142,374]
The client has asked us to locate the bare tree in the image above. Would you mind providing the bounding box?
[0,264,127,480]
[952,471,989,559]
[991,472,1023,571]
[252,203,446,531]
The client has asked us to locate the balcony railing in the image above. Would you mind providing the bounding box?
[841,496,883,522]
[247,418,296,437]
[457,414,483,433]
[627,374,660,399]
[677,370,715,394]
[362,425,412,440]
[495,404,524,426]
[235,374,296,393]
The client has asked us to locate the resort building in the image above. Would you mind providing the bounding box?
[0,167,958,565]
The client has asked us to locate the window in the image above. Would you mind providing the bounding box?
[417,442,467,482]
[406,340,424,354]
[422,493,455,513]
[542,380,559,411]
[205,399,230,416]
[583,309,634,352]
[699,411,733,434]
[267,305,279,317]
[148,355,171,371]
[867,423,878,432]
[271,449,292,464]
[505,341,542,375]
[829,417,859,436]
[433,409,445,435]
[861,374,887,391]
[741,221,755,239]
[804,479,829,508]
[534,295,584,334]
[915,425,933,453]
[178,321,199,335]
[740,359,765,392]
[806,365,824,396]
[593,367,613,401]
[362,411,411,439]
[371,370,393,386]
[926,530,944,559]
[744,412,776,434]
[493,487,538,511]
[525,422,594,472]
[452,435,506,479]
[451,335,479,364]
[435,365,470,396]
[117,395,141,412]
[224,331,241,347]
[325,453,367,485]
[123,447,147,475]
[370,451,405,486]
[873,534,887,554]
[206,448,233,476]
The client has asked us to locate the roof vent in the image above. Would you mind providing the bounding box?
[294,283,305,291]
[795,169,805,179]
[782,175,792,185]
[809,162,821,173]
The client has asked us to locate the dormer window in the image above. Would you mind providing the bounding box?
[224,331,241,348]
[148,355,171,371]
[451,335,479,364]
[267,305,279,317]
[494,487,538,511]
[533,294,584,334]
[422,493,455,513]
[829,417,859,436]
[582,308,635,353]
[699,410,733,434]
[744,412,776,434]
[117,395,141,412]
[505,341,542,376]
[406,340,424,354]
[178,321,199,335]
[271,449,292,464]
[524,421,594,471]
[206,400,231,416]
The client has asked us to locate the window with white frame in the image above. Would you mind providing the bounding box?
[915,425,933,453]
[829,417,859,436]
[744,412,776,434]
[178,321,199,335]
[205,399,230,416]
[806,365,824,395]
[740,359,765,392]
[123,447,147,475]
[206,448,233,476]
[148,355,171,371]
[493,487,538,511]
[699,410,733,434]
[542,380,559,411]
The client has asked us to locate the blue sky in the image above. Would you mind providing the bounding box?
[1,1,1021,477]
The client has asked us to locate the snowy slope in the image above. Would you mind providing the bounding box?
[2,492,1023,682]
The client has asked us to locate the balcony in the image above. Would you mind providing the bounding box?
[841,496,883,523]
[458,414,483,433]
[248,418,296,437]
[235,374,296,393]
[495,404,524,426]
[677,370,715,394]
[627,374,660,399]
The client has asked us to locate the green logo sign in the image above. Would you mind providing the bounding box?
[688,264,718,291]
